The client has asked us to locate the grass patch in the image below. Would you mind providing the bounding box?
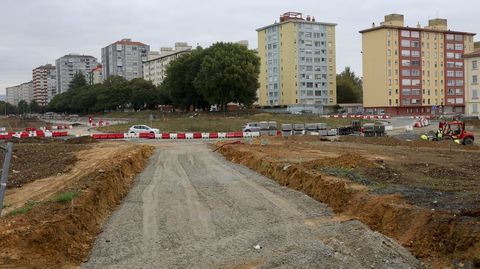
[7,201,37,216]
[52,191,78,203]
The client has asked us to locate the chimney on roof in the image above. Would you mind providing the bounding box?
[426,18,447,31]
[383,14,404,27]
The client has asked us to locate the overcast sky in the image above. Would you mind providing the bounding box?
[1,0,478,94]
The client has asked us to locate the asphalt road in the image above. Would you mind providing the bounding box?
[82,143,420,269]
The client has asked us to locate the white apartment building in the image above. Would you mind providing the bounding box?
[6,81,33,106]
[465,48,480,116]
[56,54,98,93]
[143,42,192,86]
[102,38,149,81]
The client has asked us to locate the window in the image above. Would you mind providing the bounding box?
[411,51,420,57]
[446,43,455,50]
[456,98,464,104]
[456,80,464,86]
[401,30,410,37]
[473,104,479,113]
[473,61,478,69]
[473,75,478,84]
[401,50,411,57]
[412,41,420,48]
[472,89,479,99]
[402,79,412,85]
[455,71,463,77]
[446,52,454,59]
[447,70,455,77]
[401,40,411,47]
[412,79,421,86]
[402,69,411,76]
[402,60,411,67]
[455,34,463,41]
[411,31,420,38]
[411,69,421,76]
[455,44,464,50]
[446,34,454,40]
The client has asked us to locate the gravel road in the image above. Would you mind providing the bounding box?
[82,143,420,269]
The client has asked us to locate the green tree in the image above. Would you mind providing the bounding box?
[194,42,259,111]
[129,78,159,110]
[336,67,363,104]
[29,100,42,113]
[162,48,209,111]
[0,101,16,115]
[16,100,29,114]
[69,72,87,90]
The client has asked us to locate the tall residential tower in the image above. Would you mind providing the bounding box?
[32,64,56,106]
[55,54,97,93]
[256,12,337,107]
[101,38,149,81]
[360,14,475,115]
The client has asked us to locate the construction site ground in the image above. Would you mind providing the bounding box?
[0,139,154,268]
[218,136,480,268]
[83,142,420,269]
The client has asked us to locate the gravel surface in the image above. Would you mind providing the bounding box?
[82,143,420,269]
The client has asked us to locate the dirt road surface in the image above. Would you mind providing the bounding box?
[82,143,419,269]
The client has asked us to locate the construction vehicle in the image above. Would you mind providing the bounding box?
[433,121,475,145]
[361,123,386,137]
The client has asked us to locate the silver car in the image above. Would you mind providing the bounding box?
[242,122,262,132]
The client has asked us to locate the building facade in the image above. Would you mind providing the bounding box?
[464,44,480,116]
[89,64,104,85]
[361,14,475,115]
[143,42,192,86]
[32,64,56,106]
[55,54,98,93]
[6,81,33,106]
[256,12,337,107]
[101,38,149,81]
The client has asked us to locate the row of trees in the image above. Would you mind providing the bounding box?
[48,74,167,113]
[47,42,260,114]
[0,100,43,115]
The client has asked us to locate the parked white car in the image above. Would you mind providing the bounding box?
[128,125,160,134]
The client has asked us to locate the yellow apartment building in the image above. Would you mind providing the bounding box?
[256,12,337,108]
[360,14,475,115]
[464,42,480,116]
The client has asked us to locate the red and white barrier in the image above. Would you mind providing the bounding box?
[329,114,391,120]
[0,130,69,140]
[90,131,261,140]
[413,116,430,128]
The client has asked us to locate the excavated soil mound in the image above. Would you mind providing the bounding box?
[0,144,154,268]
[64,136,98,144]
[219,145,480,268]
[305,153,374,170]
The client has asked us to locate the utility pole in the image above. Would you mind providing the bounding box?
[0,142,13,216]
